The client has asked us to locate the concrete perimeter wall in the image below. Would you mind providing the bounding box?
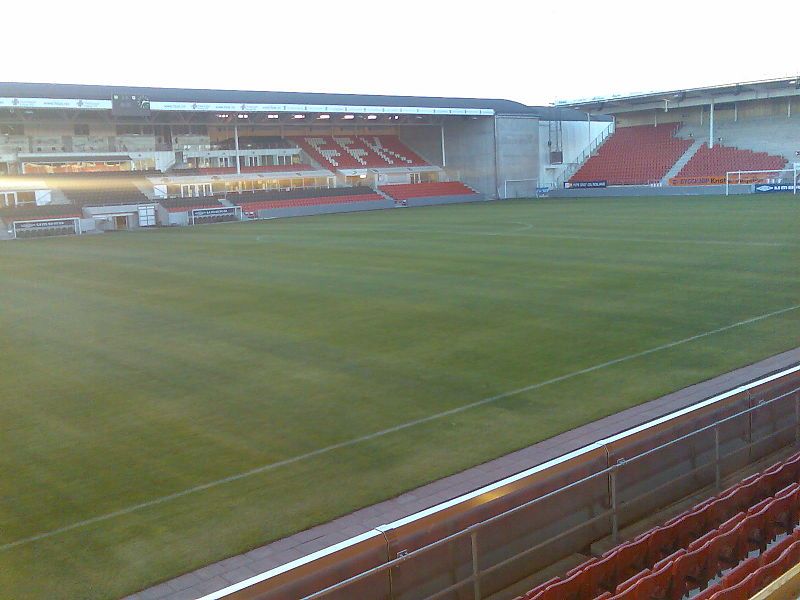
[404,193,485,207]
[256,200,394,219]
[549,184,753,198]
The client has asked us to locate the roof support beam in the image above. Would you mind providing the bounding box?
[571,86,800,116]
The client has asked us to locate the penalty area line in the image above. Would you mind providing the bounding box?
[2,302,799,552]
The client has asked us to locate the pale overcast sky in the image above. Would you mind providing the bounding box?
[5,0,798,106]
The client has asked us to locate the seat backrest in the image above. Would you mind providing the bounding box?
[615,568,651,595]
[672,546,708,596]
[539,569,586,600]
[613,537,649,581]
[721,556,758,588]
[709,573,755,600]
[586,552,617,595]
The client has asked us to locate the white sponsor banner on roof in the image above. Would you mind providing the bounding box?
[149,101,493,116]
[0,97,494,116]
[0,97,111,110]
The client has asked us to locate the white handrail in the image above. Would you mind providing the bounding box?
[554,121,615,189]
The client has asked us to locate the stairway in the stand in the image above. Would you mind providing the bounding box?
[661,138,704,184]
[373,187,397,205]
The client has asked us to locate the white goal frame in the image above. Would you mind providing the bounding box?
[189,206,243,225]
[725,164,799,195]
[503,178,539,199]
[12,217,81,239]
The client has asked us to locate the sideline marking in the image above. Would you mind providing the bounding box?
[2,303,799,552]
[283,222,793,247]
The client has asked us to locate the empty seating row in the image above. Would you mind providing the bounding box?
[158,197,225,213]
[212,135,294,151]
[290,136,428,170]
[379,182,477,200]
[18,170,159,178]
[172,164,315,176]
[0,203,82,222]
[526,487,800,600]
[1,173,151,206]
[63,179,150,206]
[358,135,428,166]
[569,124,692,186]
[236,194,383,213]
[223,185,376,205]
[694,522,800,599]
[517,450,800,600]
[675,143,787,180]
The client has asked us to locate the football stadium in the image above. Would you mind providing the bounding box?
[1,73,800,600]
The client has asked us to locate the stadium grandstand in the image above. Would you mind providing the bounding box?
[4,76,800,600]
[0,82,604,238]
[3,77,800,238]
[554,76,800,195]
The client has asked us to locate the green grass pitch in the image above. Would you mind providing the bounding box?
[1,195,799,599]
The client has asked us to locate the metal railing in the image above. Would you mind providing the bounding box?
[554,122,615,190]
[301,380,800,600]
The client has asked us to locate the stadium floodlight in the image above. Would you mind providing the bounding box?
[367,115,377,120]
[342,115,355,120]
[237,114,249,119]
[293,114,305,119]
[318,115,331,120]
[267,114,279,119]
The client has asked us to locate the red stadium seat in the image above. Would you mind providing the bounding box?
[615,567,651,595]
[676,143,787,180]
[570,124,692,185]
[379,182,478,201]
[519,449,800,600]
[612,537,650,581]
[534,569,586,600]
[288,135,428,170]
[585,552,617,596]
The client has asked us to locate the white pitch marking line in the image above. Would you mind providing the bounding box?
[2,303,799,552]
[292,223,793,247]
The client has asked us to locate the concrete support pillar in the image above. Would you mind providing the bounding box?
[493,115,500,199]
[588,112,592,146]
[234,123,241,175]
[709,100,715,149]
[440,123,447,167]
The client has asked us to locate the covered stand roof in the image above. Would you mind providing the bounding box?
[556,76,800,115]
[0,82,605,121]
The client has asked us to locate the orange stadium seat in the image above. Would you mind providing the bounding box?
[379,182,478,200]
[519,450,800,600]
[676,143,787,180]
[569,124,692,185]
[289,135,428,170]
